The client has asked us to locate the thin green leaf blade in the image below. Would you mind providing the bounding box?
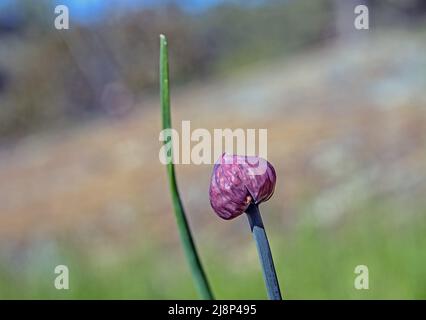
[159,34,214,300]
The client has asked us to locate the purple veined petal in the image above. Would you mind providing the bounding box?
[209,153,276,220]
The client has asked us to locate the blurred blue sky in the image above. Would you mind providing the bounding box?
[0,0,226,15]
[0,0,271,26]
[52,0,225,15]
[0,0,233,24]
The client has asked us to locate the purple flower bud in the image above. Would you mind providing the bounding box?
[209,153,276,220]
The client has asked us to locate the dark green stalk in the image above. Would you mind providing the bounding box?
[246,203,282,300]
[159,34,214,300]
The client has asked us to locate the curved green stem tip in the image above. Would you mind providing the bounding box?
[159,34,214,300]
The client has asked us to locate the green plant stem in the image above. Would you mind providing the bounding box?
[246,203,282,300]
[159,34,214,300]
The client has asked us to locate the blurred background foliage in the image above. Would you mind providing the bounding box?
[0,0,426,299]
[1,0,425,141]
[1,0,329,141]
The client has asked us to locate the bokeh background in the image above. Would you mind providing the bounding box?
[1,0,426,299]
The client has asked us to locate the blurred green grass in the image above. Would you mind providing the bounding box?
[1,198,425,299]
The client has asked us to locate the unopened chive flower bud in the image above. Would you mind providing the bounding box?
[209,153,276,220]
[209,153,282,300]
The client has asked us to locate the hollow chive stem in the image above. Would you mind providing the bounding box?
[160,34,214,300]
[245,203,282,300]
